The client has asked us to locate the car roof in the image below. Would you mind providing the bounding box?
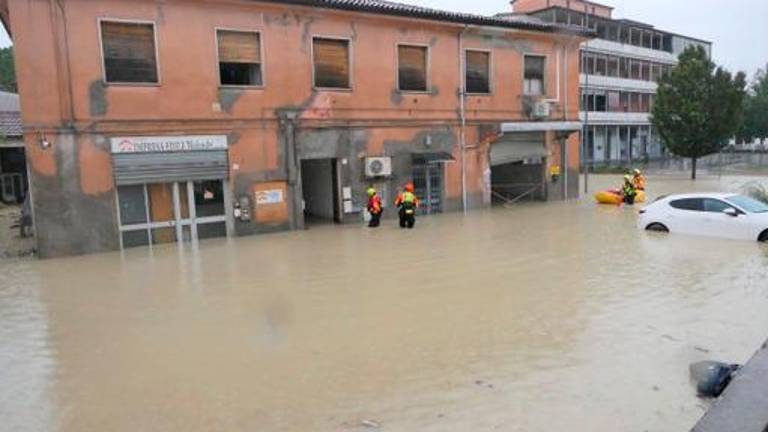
[661,192,739,200]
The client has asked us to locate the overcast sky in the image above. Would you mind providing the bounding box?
[0,0,765,77]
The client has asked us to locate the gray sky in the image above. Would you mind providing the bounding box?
[0,0,765,77]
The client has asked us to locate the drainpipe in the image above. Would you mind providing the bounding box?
[458,25,469,213]
[562,44,569,200]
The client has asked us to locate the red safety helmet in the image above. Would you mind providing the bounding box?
[404,183,414,192]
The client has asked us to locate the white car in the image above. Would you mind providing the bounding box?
[638,193,768,242]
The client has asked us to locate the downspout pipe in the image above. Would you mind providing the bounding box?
[458,25,469,213]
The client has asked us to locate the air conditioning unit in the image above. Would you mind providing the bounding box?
[532,101,551,119]
[365,157,392,177]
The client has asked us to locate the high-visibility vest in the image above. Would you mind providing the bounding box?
[402,191,416,204]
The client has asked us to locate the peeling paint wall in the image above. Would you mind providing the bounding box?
[8,0,585,256]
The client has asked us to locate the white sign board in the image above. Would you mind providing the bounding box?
[110,135,228,154]
[255,189,284,205]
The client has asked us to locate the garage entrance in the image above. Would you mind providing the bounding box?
[300,158,342,224]
[489,132,547,204]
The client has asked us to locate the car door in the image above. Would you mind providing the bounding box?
[701,198,750,240]
[667,198,706,235]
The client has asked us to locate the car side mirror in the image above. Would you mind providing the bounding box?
[723,208,739,217]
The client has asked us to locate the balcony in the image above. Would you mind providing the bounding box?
[579,111,650,125]
[583,39,678,63]
[580,74,658,93]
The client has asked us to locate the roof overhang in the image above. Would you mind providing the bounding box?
[500,121,582,133]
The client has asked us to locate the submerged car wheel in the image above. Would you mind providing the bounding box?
[759,230,768,243]
[646,223,669,233]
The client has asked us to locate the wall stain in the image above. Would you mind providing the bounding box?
[218,88,244,114]
[350,21,358,41]
[155,0,166,25]
[89,80,108,117]
[300,16,316,53]
[390,89,403,106]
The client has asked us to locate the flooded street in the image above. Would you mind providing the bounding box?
[2,175,768,432]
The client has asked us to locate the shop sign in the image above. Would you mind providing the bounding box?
[110,135,228,154]
[255,189,284,205]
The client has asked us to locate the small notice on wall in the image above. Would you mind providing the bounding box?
[255,189,284,205]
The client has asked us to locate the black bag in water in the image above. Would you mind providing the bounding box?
[689,361,741,397]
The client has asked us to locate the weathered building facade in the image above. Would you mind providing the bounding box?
[1,0,588,257]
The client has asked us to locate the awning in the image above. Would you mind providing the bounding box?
[500,121,582,133]
[490,132,547,166]
[412,151,455,164]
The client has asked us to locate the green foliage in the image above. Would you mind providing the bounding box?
[0,46,15,93]
[739,66,768,143]
[651,46,747,179]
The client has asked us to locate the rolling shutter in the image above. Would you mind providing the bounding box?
[398,45,427,91]
[113,151,228,185]
[490,132,547,166]
[466,50,490,93]
[101,21,158,83]
[313,38,349,88]
[217,30,261,63]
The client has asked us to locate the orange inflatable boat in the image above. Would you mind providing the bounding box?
[594,189,646,205]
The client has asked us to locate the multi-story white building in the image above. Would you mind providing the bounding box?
[511,0,712,165]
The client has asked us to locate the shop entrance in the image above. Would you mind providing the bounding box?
[300,158,342,224]
[117,179,229,248]
[489,132,547,204]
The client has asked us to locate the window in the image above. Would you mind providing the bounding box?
[702,199,733,213]
[629,92,640,112]
[630,60,641,80]
[595,55,607,76]
[217,30,262,86]
[594,91,607,112]
[640,93,650,112]
[670,198,703,211]
[398,45,428,92]
[619,57,629,78]
[100,20,158,84]
[524,55,545,95]
[726,196,768,213]
[313,38,350,89]
[465,50,490,94]
[650,63,662,82]
[608,91,621,111]
[607,56,619,77]
[641,62,651,81]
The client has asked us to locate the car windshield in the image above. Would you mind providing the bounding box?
[725,195,768,213]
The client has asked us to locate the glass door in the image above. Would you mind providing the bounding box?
[117,180,228,249]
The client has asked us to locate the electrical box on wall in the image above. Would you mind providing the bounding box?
[532,101,551,119]
[364,157,392,178]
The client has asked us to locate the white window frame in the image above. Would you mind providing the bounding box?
[311,35,353,91]
[464,48,493,95]
[98,18,161,86]
[395,42,431,94]
[523,53,546,96]
[215,27,266,89]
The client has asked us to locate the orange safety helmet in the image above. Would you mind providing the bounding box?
[404,183,414,192]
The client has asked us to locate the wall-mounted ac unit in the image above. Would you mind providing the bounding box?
[365,157,392,177]
[532,101,551,119]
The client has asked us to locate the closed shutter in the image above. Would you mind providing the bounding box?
[398,45,427,91]
[217,30,261,63]
[113,151,228,185]
[313,38,349,88]
[466,50,490,93]
[101,21,158,83]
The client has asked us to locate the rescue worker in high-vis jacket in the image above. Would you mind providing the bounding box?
[366,187,383,228]
[622,174,638,205]
[632,168,646,191]
[394,183,419,229]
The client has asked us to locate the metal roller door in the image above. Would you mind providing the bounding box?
[490,132,547,166]
[113,151,229,185]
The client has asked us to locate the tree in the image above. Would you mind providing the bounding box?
[740,66,768,144]
[651,46,747,179]
[0,46,16,93]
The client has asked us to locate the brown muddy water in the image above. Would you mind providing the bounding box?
[2,175,768,432]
